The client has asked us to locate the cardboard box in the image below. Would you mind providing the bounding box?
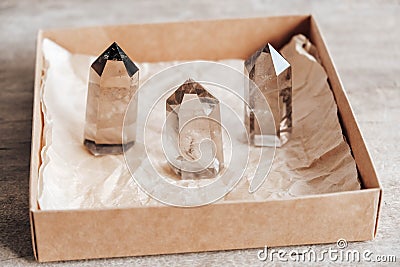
[29,15,382,262]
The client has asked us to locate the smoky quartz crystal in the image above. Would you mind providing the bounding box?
[84,42,138,156]
[245,43,292,147]
[164,79,223,179]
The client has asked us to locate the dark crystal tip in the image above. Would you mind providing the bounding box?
[91,42,139,77]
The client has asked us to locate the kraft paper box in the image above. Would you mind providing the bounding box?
[29,15,382,262]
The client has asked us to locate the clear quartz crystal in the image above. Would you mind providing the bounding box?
[84,42,138,156]
[164,79,223,179]
[244,43,292,147]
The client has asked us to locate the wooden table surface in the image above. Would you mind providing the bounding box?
[0,0,399,266]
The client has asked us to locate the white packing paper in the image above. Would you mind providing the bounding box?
[38,34,360,210]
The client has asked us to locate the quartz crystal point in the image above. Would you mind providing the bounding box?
[244,43,292,147]
[84,42,138,156]
[165,79,223,179]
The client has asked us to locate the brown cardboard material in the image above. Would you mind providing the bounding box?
[30,15,382,262]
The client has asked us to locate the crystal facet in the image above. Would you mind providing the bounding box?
[164,79,223,180]
[84,42,138,155]
[245,43,292,147]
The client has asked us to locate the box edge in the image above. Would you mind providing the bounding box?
[309,16,382,238]
[30,28,45,261]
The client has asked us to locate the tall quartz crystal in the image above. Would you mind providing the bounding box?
[84,42,138,155]
[245,43,292,147]
[164,79,223,180]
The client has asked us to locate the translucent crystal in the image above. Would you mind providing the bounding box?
[164,79,223,179]
[84,42,138,155]
[245,43,292,147]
